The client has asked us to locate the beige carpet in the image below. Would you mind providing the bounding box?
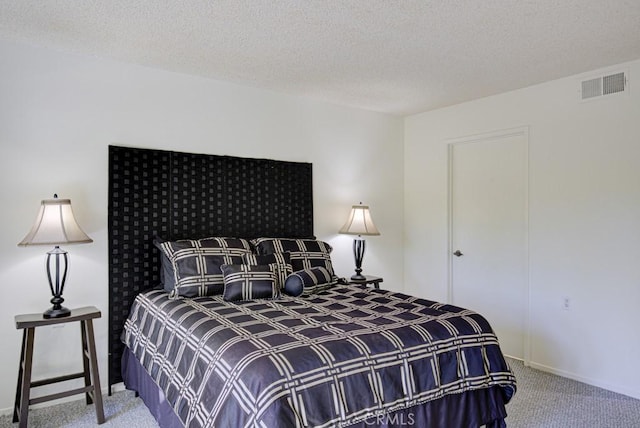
[506,359,640,427]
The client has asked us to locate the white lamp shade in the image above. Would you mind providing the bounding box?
[339,204,380,236]
[18,198,93,246]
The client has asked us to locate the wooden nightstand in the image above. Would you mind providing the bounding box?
[349,275,383,289]
[13,306,105,427]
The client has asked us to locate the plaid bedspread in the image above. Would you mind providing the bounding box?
[122,286,516,427]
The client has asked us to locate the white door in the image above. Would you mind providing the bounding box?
[449,129,528,360]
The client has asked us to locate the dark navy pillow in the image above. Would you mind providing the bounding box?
[243,252,292,290]
[153,237,176,293]
[251,238,336,278]
[284,267,335,297]
[157,237,252,298]
[221,264,278,301]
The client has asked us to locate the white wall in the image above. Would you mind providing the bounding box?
[405,60,640,399]
[0,39,404,412]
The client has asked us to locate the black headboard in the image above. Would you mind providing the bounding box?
[108,145,314,389]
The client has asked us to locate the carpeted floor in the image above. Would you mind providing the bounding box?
[1,358,638,427]
[506,359,640,427]
[0,389,155,428]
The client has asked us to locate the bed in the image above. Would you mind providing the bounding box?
[108,145,516,427]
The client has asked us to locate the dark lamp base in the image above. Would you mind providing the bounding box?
[43,306,71,319]
[350,274,367,281]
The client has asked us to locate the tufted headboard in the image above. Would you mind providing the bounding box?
[108,145,314,390]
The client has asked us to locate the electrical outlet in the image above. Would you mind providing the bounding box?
[562,297,570,311]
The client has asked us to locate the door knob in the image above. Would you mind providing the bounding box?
[453,250,463,257]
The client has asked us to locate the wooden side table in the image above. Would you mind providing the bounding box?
[13,306,105,427]
[349,275,383,289]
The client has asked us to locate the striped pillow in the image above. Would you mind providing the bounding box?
[243,252,292,289]
[221,264,278,301]
[284,266,336,296]
[157,237,252,298]
[251,238,336,278]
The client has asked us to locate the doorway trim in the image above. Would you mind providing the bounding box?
[446,126,530,364]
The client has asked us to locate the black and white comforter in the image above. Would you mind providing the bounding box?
[122,285,516,427]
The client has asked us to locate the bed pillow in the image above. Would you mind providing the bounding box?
[157,237,252,298]
[221,264,278,301]
[284,266,336,297]
[153,237,177,293]
[243,252,292,289]
[251,238,336,278]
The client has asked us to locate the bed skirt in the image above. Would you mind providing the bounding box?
[122,347,509,428]
[122,347,183,428]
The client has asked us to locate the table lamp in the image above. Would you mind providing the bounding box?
[339,203,380,280]
[18,194,93,318]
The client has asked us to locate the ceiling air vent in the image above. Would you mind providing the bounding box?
[581,71,627,100]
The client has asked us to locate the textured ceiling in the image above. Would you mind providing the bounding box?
[1,0,639,115]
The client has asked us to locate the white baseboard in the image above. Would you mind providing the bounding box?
[524,359,640,400]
